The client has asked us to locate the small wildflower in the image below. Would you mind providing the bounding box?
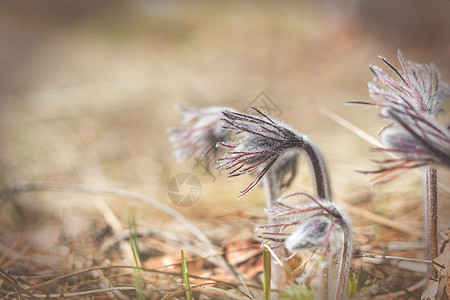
[351,51,450,183]
[255,193,353,300]
[217,107,304,198]
[256,193,351,252]
[168,105,235,172]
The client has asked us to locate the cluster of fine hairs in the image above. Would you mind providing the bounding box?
[168,50,449,299]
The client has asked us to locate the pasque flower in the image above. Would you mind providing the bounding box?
[352,51,450,277]
[168,105,236,172]
[169,105,348,294]
[352,50,450,182]
[217,107,333,290]
[218,107,331,199]
[256,193,351,251]
[255,193,353,300]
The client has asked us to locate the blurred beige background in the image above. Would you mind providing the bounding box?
[0,1,449,235]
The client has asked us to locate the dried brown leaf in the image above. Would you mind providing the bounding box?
[422,239,450,300]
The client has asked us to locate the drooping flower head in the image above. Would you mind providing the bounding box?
[351,51,450,183]
[168,105,235,173]
[369,109,450,183]
[217,107,305,198]
[255,193,353,300]
[255,193,351,253]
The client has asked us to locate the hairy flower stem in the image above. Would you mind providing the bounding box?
[263,173,284,288]
[303,138,332,200]
[265,136,332,203]
[424,167,438,278]
[335,225,353,300]
[321,254,331,300]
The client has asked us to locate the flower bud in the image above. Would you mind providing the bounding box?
[285,215,331,252]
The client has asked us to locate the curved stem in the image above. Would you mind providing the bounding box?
[302,137,332,200]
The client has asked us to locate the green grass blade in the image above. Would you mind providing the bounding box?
[181,249,192,300]
[263,245,271,300]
